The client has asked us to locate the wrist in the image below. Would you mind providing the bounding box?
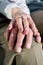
[11,8,22,18]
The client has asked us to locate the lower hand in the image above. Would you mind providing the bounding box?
[4,11,41,53]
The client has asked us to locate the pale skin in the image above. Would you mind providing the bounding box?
[4,3,41,53]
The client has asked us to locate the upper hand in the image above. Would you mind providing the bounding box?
[4,11,41,52]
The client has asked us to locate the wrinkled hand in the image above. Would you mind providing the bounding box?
[4,11,41,53]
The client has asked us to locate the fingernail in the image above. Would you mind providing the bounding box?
[9,47,13,51]
[36,36,41,43]
[9,24,12,30]
[16,48,22,53]
[26,44,31,49]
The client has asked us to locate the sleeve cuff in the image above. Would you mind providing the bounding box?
[5,2,30,19]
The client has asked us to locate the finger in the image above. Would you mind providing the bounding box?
[22,16,29,35]
[27,16,41,43]
[4,28,11,41]
[8,27,18,51]
[4,19,16,41]
[16,17,23,32]
[15,31,25,53]
[8,16,16,30]
[8,21,13,30]
[25,28,33,49]
[4,21,13,41]
[36,32,41,43]
[27,16,38,36]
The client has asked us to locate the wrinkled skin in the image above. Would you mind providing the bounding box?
[4,11,41,53]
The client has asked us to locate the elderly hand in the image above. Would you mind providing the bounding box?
[4,11,41,53]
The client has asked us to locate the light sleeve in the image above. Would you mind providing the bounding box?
[0,0,30,19]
